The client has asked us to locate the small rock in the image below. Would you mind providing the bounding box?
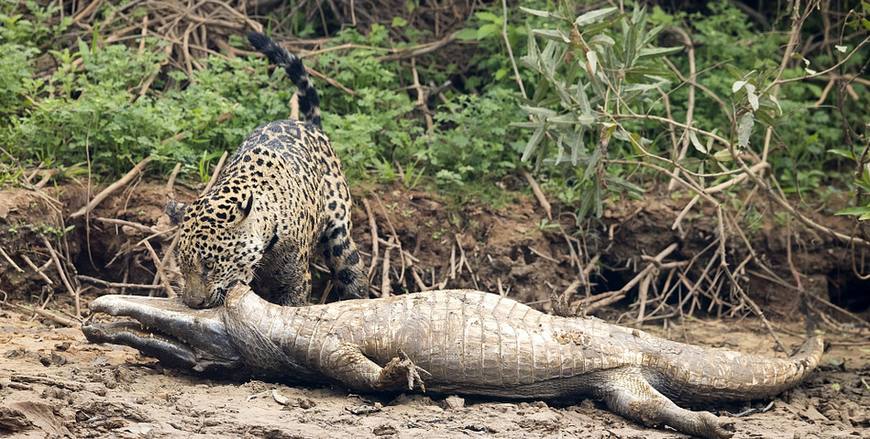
[54,342,71,352]
[372,424,397,436]
[271,389,290,406]
[530,400,548,409]
[297,398,316,410]
[4,348,27,359]
[40,387,70,401]
[825,357,846,371]
[441,395,465,410]
[463,423,497,434]
[345,402,382,415]
[38,352,66,367]
[0,405,33,432]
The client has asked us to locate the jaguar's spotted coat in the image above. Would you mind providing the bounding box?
[166,32,368,308]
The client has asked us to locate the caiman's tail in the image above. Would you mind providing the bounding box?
[644,335,824,404]
[247,32,322,127]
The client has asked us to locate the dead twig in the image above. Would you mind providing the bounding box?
[582,243,678,315]
[142,240,176,298]
[2,301,79,328]
[410,58,433,134]
[715,207,786,352]
[40,236,80,317]
[666,26,696,192]
[501,0,527,99]
[361,199,379,280]
[201,151,228,195]
[22,255,53,286]
[381,244,392,297]
[165,163,182,196]
[76,275,166,291]
[0,246,23,273]
[70,156,152,219]
[522,170,552,221]
[94,217,158,234]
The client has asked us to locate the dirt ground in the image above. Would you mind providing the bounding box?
[1,181,869,438]
[1,306,867,438]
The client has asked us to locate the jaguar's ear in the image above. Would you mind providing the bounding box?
[236,193,254,222]
[165,200,188,225]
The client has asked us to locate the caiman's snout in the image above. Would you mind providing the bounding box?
[83,295,242,372]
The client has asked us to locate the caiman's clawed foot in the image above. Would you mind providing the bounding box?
[379,351,430,392]
[696,411,735,439]
[599,367,734,439]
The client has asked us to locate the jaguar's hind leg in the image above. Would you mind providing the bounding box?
[256,248,311,306]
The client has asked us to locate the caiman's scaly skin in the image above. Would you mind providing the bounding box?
[83,285,824,439]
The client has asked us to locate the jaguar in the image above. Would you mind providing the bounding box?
[166,32,368,308]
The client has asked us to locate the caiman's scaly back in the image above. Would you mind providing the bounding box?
[85,287,824,439]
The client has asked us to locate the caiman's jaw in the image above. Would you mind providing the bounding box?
[82,295,243,372]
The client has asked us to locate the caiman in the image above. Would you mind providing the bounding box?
[82,284,824,439]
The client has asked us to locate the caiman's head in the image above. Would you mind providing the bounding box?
[82,285,254,372]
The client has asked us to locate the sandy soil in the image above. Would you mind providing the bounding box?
[1,183,868,438]
[2,304,867,439]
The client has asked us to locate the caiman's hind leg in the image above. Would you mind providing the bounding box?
[321,343,429,392]
[597,367,734,439]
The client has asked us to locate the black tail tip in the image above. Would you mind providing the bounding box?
[246,32,272,51]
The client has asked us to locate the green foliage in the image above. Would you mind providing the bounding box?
[515,1,867,219]
[426,87,522,186]
[1,0,866,219]
[516,5,677,216]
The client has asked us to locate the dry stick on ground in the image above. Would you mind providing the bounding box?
[165,163,182,196]
[453,233,479,289]
[70,156,153,219]
[94,217,158,234]
[40,236,80,318]
[22,255,53,286]
[1,301,79,328]
[522,170,552,221]
[381,244,392,297]
[361,199,379,280]
[374,196,407,282]
[76,275,165,291]
[0,246,23,273]
[135,227,177,248]
[581,243,679,315]
[149,232,180,295]
[552,254,600,317]
[411,267,431,291]
[142,240,176,299]
[716,207,787,352]
[558,224,583,275]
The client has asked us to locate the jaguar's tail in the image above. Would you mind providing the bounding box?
[247,32,321,128]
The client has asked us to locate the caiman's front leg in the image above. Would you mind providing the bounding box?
[321,342,429,392]
[597,367,734,439]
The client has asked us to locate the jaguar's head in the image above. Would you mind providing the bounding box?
[167,188,269,309]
